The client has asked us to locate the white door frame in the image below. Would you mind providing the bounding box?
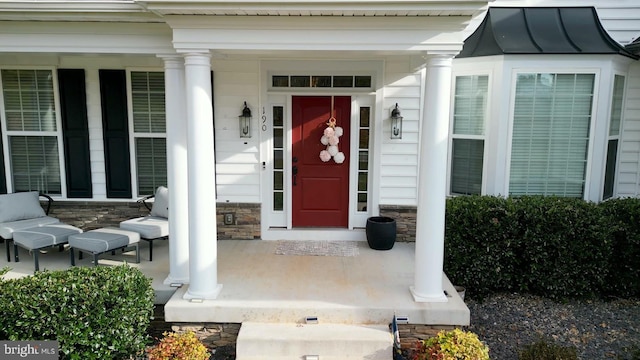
[258,60,383,240]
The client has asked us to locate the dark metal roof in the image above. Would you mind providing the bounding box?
[458,7,638,59]
[626,37,640,55]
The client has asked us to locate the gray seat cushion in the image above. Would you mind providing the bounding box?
[0,216,60,239]
[13,224,82,250]
[119,216,169,239]
[69,228,140,254]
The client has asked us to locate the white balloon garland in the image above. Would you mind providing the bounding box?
[319,117,345,164]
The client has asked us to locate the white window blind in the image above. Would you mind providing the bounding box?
[131,71,166,195]
[603,75,625,199]
[453,75,487,135]
[450,75,487,195]
[509,73,594,198]
[1,69,61,194]
[135,138,166,195]
[132,71,165,133]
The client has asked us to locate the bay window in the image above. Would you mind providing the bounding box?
[450,75,487,195]
[603,75,625,199]
[509,73,594,198]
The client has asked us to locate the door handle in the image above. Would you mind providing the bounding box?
[292,165,298,186]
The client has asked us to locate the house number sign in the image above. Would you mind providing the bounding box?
[261,107,267,132]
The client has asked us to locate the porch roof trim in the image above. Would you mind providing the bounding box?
[0,0,492,19]
[137,0,491,17]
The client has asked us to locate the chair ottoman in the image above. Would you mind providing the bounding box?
[12,224,82,271]
[69,227,140,266]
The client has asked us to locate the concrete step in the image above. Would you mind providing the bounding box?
[236,322,393,360]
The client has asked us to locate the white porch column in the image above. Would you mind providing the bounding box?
[183,52,222,300]
[160,55,190,285]
[410,54,454,303]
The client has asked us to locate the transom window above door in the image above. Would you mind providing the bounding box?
[271,75,372,89]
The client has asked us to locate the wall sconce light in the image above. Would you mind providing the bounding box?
[239,101,252,138]
[390,103,402,139]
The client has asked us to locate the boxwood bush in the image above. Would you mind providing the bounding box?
[0,265,154,359]
[445,195,519,300]
[599,198,640,298]
[445,195,638,301]
[513,196,612,299]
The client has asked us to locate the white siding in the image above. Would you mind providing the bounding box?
[213,59,261,203]
[618,62,640,197]
[85,67,107,199]
[379,58,423,206]
[595,3,640,45]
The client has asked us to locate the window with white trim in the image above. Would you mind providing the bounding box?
[509,73,594,198]
[603,75,625,200]
[130,71,166,196]
[357,106,371,211]
[1,69,62,194]
[272,105,284,211]
[450,75,487,195]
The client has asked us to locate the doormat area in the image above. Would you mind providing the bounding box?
[274,240,360,257]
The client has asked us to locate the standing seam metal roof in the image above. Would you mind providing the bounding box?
[457,7,638,59]
[627,37,640,56]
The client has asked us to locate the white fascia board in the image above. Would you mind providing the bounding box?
[171,15,469,53]
[0,1,162,23]
[0,21,174,54]
[0,1,144,12]
[141,0,491,15]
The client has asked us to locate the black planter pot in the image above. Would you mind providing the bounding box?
[366,216,397,250]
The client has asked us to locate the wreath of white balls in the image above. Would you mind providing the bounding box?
[319,117,345,164]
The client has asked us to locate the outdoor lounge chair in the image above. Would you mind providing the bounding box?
[0,191,60,262]
[119,186,169,261]
[0,191,82,271]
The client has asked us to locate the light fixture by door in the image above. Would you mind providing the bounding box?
[390,103,402,139]
[239,101,252,138]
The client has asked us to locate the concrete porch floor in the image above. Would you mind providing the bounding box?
[166,240,469,326]
[1,239,469,327]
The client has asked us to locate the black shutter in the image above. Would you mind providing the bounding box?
[99,70,132,198]
[0,123,5,194]
[58,69,92,198]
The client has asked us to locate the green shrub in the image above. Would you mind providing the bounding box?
[513,196,612,299]
[444,195,627,301]
[0,265,154,359]
[413,328,489,360]
[147,331,210,360]
[617,345,640,360]
[445,195,519,301]
[599,198,640,298]
[518,338,578,360]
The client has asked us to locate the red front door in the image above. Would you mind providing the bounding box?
[292,96,350,227]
